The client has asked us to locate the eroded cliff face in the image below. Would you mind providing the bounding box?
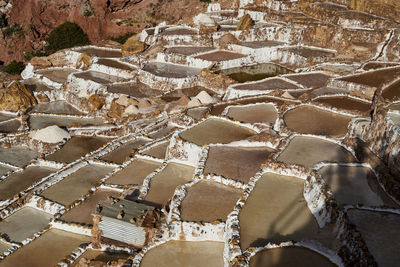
[0,0,208,64]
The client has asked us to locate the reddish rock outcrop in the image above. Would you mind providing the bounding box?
[0,0,206,63]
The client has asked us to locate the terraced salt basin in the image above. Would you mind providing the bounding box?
[277,136,355,168]
[107,81,161,97]
[382,78,400,101]
[337,66,400,88]
[249,246,335,267]
[0,229,90,267]
[389,102,400,111]
[46,136,111,163]
[160,27,198,36]
[100,138,150,164]
[0,112,15,122]
[313,96,371,114]
[148,123,178,139]
[232,77,300,91]
[72,249,130,266]
[0,119,21,133]
[96,58,136,71]
[284,47,335,60]
[284,72,331,89]
[0,146,40,167]
[23,78,55,92]
[219,63,292,83]
[186,106,209,120]
[180,180,243,222]
[142,62,201,78]
[41,163,114,205]
[226,103,278,124]
[74,71,127,84]
[179,118,256,146]
[28,114,104,129]
[60,189,122,225]
[194,50,246,62]
[347,209,400,267]
[204,146,273,183]
[239,173,319,249]
[144,162,195,207]
[319,165,398,207]
[166,46,214,56]
[363,61,400,71]
[284,106,352,136]
[161,86,215,102]
[36,68,76,83]
[0,207,52,242]
[211,93,297,117]
[105,158,162,185]
[140,240,224,267]
[142,142,169,159]
[75,47,122,58]
[29,101,84,115]
[0,166,55,202]
[312,87,349,96]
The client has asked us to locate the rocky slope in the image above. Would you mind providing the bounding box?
[0,0,210,64]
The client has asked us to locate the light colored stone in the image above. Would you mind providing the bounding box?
[30,57,51,69]
[116,95,129,107]
[31,125,70,143]
[193,13,215,27]
[196,90,214,104]
[138,99,152,108]
[187,97,202,108]
[124,104,139,115]
[282,91,295,99]
[47,52,69,67]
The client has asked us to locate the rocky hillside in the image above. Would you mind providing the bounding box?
[0,0,212,64]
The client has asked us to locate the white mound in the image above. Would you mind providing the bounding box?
[31,125,71,143]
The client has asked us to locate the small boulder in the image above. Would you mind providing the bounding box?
[88,95,105,110]
[216,33,239,49]
[174,95,190,106]
[138,99,152,108]
[108,100,125,119]
[0,81,37,112]
[36,93,50,103]
[30,56,51,69]
[47,51,69,67]
[124,104,139,116]
[116,95,129,107]
[187,97,202,108]
[237,14,254,31]
[193,13,215,27]
[196,91,214,104]
[76,53,92,70]
[200,25,219,35]
[281,91,295,99]
[31,125,70,143]
[122,36,147,57]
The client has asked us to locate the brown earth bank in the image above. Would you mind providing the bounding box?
[0,0,211,64]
